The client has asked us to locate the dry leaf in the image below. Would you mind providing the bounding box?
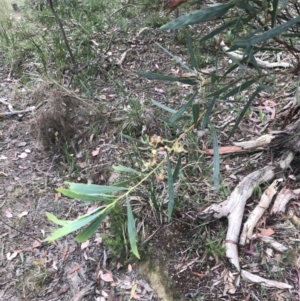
[259,227,274,236]
[191,271,206,278]
[5,208,13,218]
[163,0,188,15]
[55,193,61,201]
[201,146,243,155]
[154,87,164,93]
[69,264,82,274]
[6,251,18,260]
[92,148,100,156]
[101,273,114,282]
[18,211,28,218]
[81,240,90,250]
[94,237,102,244]
[18,152,28,159]
[130,283,141,300]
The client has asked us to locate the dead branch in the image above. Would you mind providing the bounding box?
[221,41,293,69]
[198,150,294,291]
[240,179,282,245]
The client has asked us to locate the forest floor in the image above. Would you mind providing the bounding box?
[1,1,300,301]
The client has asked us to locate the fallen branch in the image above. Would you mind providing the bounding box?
[271,188,300,214]
[254,235,288,253]
[240,179,282,245]
[198,150,294,291]
[221,41,293,69]
[241,270,292,289]
[0,98,46,116]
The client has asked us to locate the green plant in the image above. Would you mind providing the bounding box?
[45,136,183,258]
[205,237,226,258]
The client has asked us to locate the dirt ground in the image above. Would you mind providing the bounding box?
[0,56,162,300]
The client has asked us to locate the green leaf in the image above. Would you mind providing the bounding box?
[221,79,256,100]
[169,91,197,124]
[113,165,141,176]
[258,83,276,93]
[172,153,182,183]
[161,3,235,30]
[122,134,147,144]
[207,78,241,98]
[200,20,232,42]
[151,99,177,114]
[248,51,261,74]
[156,43,194,73]
[202,97,217,129]
[184,29,197,69]
[57,188,115,202]
[282,33,300,38]
[233,0,258,13]
[229,87,261,137]
[234,15,300,47]
[45,210,102,242]
[167,154,174,222]
[192,103,200,126]
[74,208,110,242]
[127,200,140,259]
[136,72,198,85]
[200,17,253,42]
[223,49,253,76]
[210,124,220,191]
[45,212,70,226]
[66,182,128,194]
[271,0,279,28]
[211,73,219,84]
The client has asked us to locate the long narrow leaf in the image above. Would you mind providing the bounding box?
[223,50,252,76]
[113,165,141,176]
[248,51,261,74]
[156,43,194,73]
[271,0,279,27]
[229,87,261,137]
[161,3,234,30]
[136,72,198,85]
[206,79,241,98]
[234,15,300,47]
[74,208,110,242]
[258,83,276,92]
[221,79,256,100]
[192,103,200,126]
[122,134,146,144]
[210,124,219,191]
[200,16,253,42]
[57,188,115,202]
[172,153,182,183]
[167,154,174,222]
[45,211,102,242]
[152,99,177,114]
[67,182,128,194]
[202,97,217,129]
[127,200,140,259]
[234,1,258,13]
[169,91,197,124]
[184,29,197,70]
[45,212,70,226]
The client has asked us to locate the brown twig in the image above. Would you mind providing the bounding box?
[47,0,76,66]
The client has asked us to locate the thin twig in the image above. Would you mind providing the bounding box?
[47,0,76,66]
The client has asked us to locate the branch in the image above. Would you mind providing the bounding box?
[47,0,76,66]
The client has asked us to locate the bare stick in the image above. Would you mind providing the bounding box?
[47,0,76,66]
